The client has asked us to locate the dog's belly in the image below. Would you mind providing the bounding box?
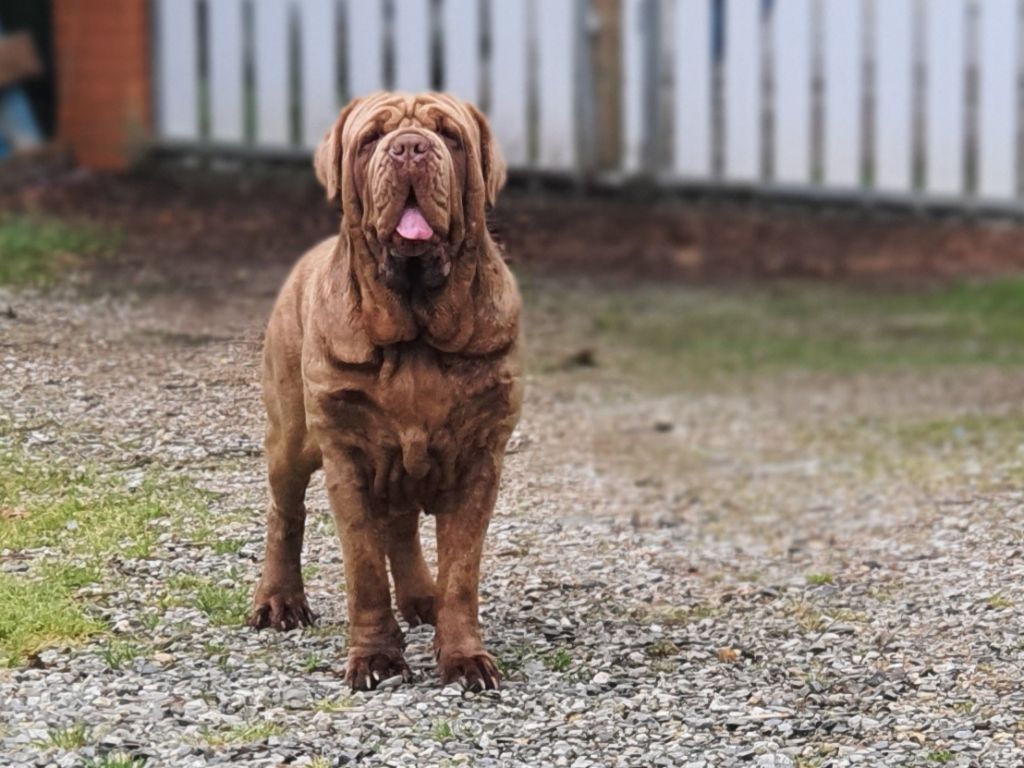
[313,342,519,516]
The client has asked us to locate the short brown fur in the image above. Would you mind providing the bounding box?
[248,92,522,692]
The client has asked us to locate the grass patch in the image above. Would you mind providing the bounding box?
[165,574,205,592]
[0,447,206,558]
[522,274,1024,385]
[35,561,102,590]
[0,574,105,667]
[40,722,90,749]
[210,538,244,555]
[100,639,143,670]
[200,721,283,747]
[195,583,249,626]
[645,638,680,659]
[790,601,827,632]
[201,640,231,670]
[884,413,1024,448]
[952,700,974,715]
[303,563,322,579]
[313,695,353,713]
[84,754,148,768]
[635,603,719,626]
[0,442,208,664]
[0,215,119,287]
[303,651,326,673]
[987,594,1014,610]
[809,410,1024,494]
[431,718,455,742]
[805,573,834,586]
[544,648,573,672]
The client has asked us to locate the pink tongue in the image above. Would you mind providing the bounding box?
[396,206,434,241]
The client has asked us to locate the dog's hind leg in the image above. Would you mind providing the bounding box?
[386,513,437,627]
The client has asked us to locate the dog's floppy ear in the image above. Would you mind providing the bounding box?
[465,102,507,210]
[314,98,362,200]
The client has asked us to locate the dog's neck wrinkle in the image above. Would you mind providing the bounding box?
[415,233,520,357]
[339,228,418,346]
[330,228,516,359]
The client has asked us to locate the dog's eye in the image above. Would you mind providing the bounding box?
[438,127,462,150]
[359,130,382,151]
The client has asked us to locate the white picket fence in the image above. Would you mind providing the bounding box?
[153,0,1024,209]
[153,0,579,170]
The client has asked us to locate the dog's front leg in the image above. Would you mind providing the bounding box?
[434,456,503,691]
[322,450,411,690]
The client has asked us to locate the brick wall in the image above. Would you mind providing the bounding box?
[52,0,151,169]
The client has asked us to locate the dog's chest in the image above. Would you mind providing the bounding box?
[314,342,519,513]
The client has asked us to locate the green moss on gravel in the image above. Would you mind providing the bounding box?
[0,575,106,667]
[521,274,1024,384]
[0,442,209,664]
[199,721,283,747]
[0,215,119,287]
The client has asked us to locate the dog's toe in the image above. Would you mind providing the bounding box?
[398,595,436,627]
[439,650,501,692]
[344,650,412,691]
[247,592,316,631]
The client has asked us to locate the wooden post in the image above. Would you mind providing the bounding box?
[591,0,622,172]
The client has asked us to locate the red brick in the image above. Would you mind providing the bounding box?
[53,0,152,170]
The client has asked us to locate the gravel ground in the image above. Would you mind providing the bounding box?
[3,278,1024,768]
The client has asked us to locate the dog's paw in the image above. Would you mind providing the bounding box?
[344,648,412,691]
[397,594,436,627]
[246,591,317,631]
[438,648,501,692]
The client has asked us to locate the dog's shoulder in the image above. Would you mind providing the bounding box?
[300,237,380,369]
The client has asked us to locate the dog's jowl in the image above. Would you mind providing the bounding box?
[248,92,523,692]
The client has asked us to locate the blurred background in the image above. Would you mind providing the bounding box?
[8,0,1024,197]
[5,2,1024,764]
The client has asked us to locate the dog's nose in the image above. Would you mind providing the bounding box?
[388,133,429,164]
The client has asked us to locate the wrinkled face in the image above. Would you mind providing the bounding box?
[315,92,505,295]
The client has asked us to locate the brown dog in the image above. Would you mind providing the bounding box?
[247,92,523,692]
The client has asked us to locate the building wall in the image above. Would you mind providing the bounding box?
[52,0,151,169]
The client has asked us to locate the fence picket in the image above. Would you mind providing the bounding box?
[978,0,1019,200]
[298,0,338,148]
[874,0,913,193]
[252,0,291,146]
[924,0,965,196]
[347,0,384,97]
[724,0,761,182]
[772,0,812,185]
[674,0,712,178]
[622,0,647,173]
[208,0,244,143]
[443,0,481,103]
[394,0,431,93]
[490,0,529,166]
[537,0,576,169]
[823,0,863,188]
[155,0,199,140]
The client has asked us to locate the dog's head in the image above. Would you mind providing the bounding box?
[315,92,506,295]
